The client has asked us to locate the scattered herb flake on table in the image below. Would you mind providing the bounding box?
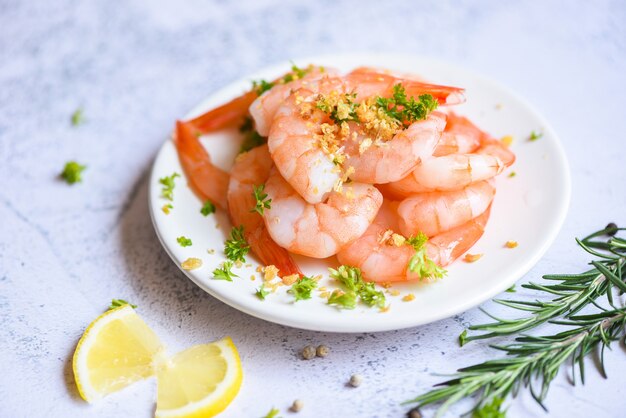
[70,108,85,126]
[60,161,86,184]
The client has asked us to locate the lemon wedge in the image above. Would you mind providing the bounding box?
[73,305,165,403]
[155,337,243,418]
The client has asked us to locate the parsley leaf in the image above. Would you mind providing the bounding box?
[109,299,137,309]
[70,108,85,126]
[201,200,216,216]
[224,226,250,263]
[472,397,506,418]
[406,232,447,280]
[176,236,192,247]
[252,79,275,96]
[458,329,468,347]
[262,407,281,418]
[316,93,359,124]
[60,161,86,184]
[327,289,357,309]
[159,172,180,201]
[376,84,438,125]
[251,184,272,215]
[239,117,267,154]
[255,283,270,300]
[288,276,318,301]
[506,285,516,293]
[212,261,238,281]
[283,63,311,83]
[328,265,386,309]
[529,130,543,141]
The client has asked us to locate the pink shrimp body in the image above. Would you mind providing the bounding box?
[337,202,491,283]
[262,167,383,258]
[227,145,302,277]
[396,180,495,237]
[433,112,482,156]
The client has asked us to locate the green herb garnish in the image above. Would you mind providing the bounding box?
[407,223,626,416]
[376,84,438,125]
[283,63,310,83]
[212,261,238,281]
[238,117,267,154]
[70,108,85,126]
[224,226,250,263]
[262,407,281,418]
[60,161,86,184]
[328,265,386,309]
[505,285,516,293]
[176,236,192,247]
[288,276,318,301]
[159,172,180,201]
[316,93,360,124]
[327,289,357,309]
[109,299,137,310]
[252,79,275,96]
[255,283,270,300]
[529,130,543,141]
[201,200,216,216]
[472,397,506,418]
[251,184,272,215]
[507,171,516,178]
[406,232,447,280]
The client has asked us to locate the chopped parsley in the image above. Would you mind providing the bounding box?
[239,117,267,154]
[528,130,543,141]
[288,276,318,301]
[472,397,506,418]
[327,289,357,309]
[316,93,359,124]
[201,200,216,216]
[459,329,468,347]
[70,108,85,126]
[162,204,173,214]
[251,184,272,215]
[159,172,180,201]
[224,225,250,263]
[60,161,86,184]
[406,232,447,280]
[283,63,311,83]
[508,171,516,178]
[328,265,386,309]
[109,299,137,310]
[177,236,192,247]
[212,261,238,281]
[262,407,281,418]
[376,84,438,125]
[255,283,270,300]
[505,285,516,293]
[252,79,275,96]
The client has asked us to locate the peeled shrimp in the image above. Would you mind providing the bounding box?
[385,114,515,196]
[227,145,302,277]
[337,201,491,282]
[262,167,383,258]
[433,112,482,156]
[250,66,337,136]
[396,180,495,237]
[175,120,229,207]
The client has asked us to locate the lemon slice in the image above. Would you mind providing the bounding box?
[73,305,164,402]
[155,337,243,418]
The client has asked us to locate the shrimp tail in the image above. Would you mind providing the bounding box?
[187,90,258,134]
[175,120,229,207]
[249,227,303,277]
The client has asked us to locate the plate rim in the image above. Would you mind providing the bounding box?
[149,52,571,333]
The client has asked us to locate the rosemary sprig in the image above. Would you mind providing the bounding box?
[408,224,626,416]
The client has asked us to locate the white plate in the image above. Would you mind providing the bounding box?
[149,53,570,333]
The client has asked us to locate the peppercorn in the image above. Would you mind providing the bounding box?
[348,374,363,387]
[290,399,304,412]
[302,345,316,360]
[606,222,618,236]
[406,406,423,418]
[316,344,329,357]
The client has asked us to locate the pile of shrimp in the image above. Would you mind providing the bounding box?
[174,65,515,283]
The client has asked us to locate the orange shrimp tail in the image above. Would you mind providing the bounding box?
[187,90,258,134]
[249,227,303,277]
[175,120,229,208]
[427,205,491,267]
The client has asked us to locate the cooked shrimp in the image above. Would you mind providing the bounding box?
[385,115,515,195]
[175,120,229,207]
[433,112,482,156]
[336,202,491,282]
[227,145,302,277]
[262,167,383,258]
[343,111,446,184]
[250,66,337,136]
[396,180,495,237]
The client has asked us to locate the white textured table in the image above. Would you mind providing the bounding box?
[1,1,625,417]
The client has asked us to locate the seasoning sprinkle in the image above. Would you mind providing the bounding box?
[301,345,316,360]
[316,345,329,357]
[464,253,483,263]
[181,257,202,270]
[505,240,518,249]
[290,399,304,413]
[349,374,363,387]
